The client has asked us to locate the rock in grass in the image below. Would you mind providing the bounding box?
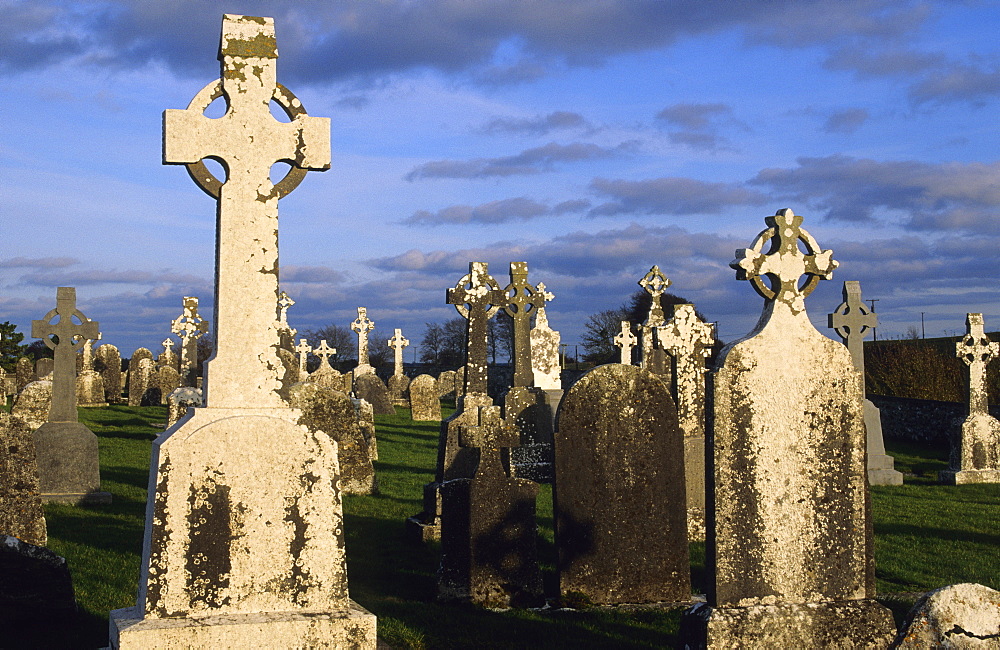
[893,583,1000,648]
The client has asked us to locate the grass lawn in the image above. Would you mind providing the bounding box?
[21,404,1000,648]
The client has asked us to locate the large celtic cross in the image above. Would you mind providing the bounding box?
[957,313,999,416]
[448,262,505,396]
[388,328,409,376]
[351,307,375,366]
[503,262,546,388]
[731,208,838,311]
[829,281,878,372]
[32,287,99,422]
[163,14,330,407]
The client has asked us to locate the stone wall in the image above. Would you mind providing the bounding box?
[868,394,1000,445]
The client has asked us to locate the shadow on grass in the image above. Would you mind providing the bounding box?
[874,522,1000,546]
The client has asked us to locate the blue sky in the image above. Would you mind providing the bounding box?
[4,0,1000,360]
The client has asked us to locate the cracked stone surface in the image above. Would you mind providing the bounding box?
[893,583,1000,649]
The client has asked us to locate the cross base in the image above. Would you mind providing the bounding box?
[939,468,1000,484]
[109,603,376,648]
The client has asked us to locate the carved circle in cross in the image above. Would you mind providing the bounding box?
[451,271,503,320]
[182,80,310,200]
[958,333,998,366]
[737,216,833,300]
[639,266,670,297]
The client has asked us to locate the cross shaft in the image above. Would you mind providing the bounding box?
[504,262,545,388]
[828,281,877,372]
[957,313,999,415]
[32,287,99,422]
[448,262,505,396]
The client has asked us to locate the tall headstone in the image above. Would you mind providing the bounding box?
[351,307,375,376]
[0,412,47,546]
[387,329,411,404]
[110,15,375,647]
[657,303,714,541]
[681,209,894,648]
[170,296,208,387]
[76,338,107,407]
[407,262,504,542]
[127,349,153,407]
[437,406,542,607]
[940,313,1000,484]
[409,374,441,422]
[613,320,637,365]
[96,343,123,403]
[638,265,670,375]
[30,287,111,505]
[553,364,690,604]
[829,281,903,485]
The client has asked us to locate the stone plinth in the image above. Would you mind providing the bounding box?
[553,364,689,604]
[33,422,111,504]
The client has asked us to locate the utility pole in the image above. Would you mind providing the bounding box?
[867,299,880,341]
[921,312,925,339]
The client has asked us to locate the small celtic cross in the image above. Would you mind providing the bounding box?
[313,339,336,369]
[956,313,999,416]
[613,321,637,365]
[731,208,838,306]
[828,281,877,372]
[295,339,313,373]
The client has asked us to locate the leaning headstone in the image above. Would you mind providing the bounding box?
[354,372,395,415]
[553,363,690,604]
[12,380,53,431]
[127,348,153,406]
[0,412,47,546]
[96,343,123,403]
[15,357,33,392]
[829,281,903,485]
[31,287,111,505]
[940,313,1000,484]
[656,303,714,541]
[76,338,107,407]
[170,296,209,387]
[438,405,542,607]
[680,209,894,647]
[289,383,377,496]
[892,583,1000,648]
[409,374,441,421]
[351,306,376,376]
[110,14,375,647]
[165,387,202,429]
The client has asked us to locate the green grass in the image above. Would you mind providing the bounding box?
[26,406,1000,648]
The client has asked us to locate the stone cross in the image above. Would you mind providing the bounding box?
[277,291,295,326]
[530,282,561,391]
[459,406,520,478]
[295,338,312,374]
[388,328,409,377]
[313,339,336,370]
[163,14,331,407]
[351,307,375,367]
[170,296,208,384]
[957,313,999,416]
[503,262,546,388]
[32,287,99,422]
[613,321,637,365]
[732,208,838,311]
[656,304,714,412]
[448,262,505,396]
[162,338,175,356]
[829,281,878,371]
[639,265,670,372]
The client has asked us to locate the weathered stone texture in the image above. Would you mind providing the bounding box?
[530,283,561,390]
[96,343,123,403]
[388,373,410,405]
[553,363,690,604]
[437,369,457,398]
[353,372,395,415]
[156,366,181,406]
[128,348,154,407]
[15,357,34,392]
[35,357,54,379]
[166,387,203,429]
[0,413,47,546]
[892,583,1000,649]
[12,380,52,431]
[409,374,440,421]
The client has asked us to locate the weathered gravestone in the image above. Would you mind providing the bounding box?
[170,295,208,386]
[940,313,1000,484]
[613,320,638,365]
[277,290,296,351]
[127,348,153,406]
[309,339,346,392]
[352,397,379,462]
[0,412,47,546]
[530,283,563,445]
[12,379,52,431]
[437,369,457,398]
[289,382,377,495]
[110,15,375,647]
[657,303,714,541]
[409,374,441,421]
[295,338,312,377]
[407,262,503,542]
[553,363,690,604]
[156,364,181,406]
[96,343,123,403]
[31,287,111,505]
[354,372,395,415]
[76,338,107,407]
[15,356,34,392]
[893,583,1000,648]
[158,338,179,372]
[351,306,376,377]
[829,280,903,485]
[438,405,542,607]
[680,209,894,648]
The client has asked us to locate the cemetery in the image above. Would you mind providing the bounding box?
[2,11,999,649]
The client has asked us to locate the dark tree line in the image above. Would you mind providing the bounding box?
[419,312,513,368]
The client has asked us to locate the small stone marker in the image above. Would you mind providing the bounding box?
[127,348,153,407]
[96,343,123,403]
[351,307,376,376]
[354,372,395,415]
[940,313,1000,484]
[829,281,903,485]
[387,329,411,404]
[170,296,209,387]
[613,320,637,365]
[438,405,542,607]
[638,265,670,374]
[30,287,110,505]
[158,338,179,371]
[437,369,457,398]
[409,374,441,421]
[681,209,894,648]
[76,338,107,407]
[656,303,714,540]
[388,328,409,376]
[111,14,375,647]
[295,338,313,376]
[553,364,690,604]
[277,290,296,350]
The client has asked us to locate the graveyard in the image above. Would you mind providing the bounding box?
[4,8,1000,649]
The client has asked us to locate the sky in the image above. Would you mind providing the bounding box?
[4,0,1000,362]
